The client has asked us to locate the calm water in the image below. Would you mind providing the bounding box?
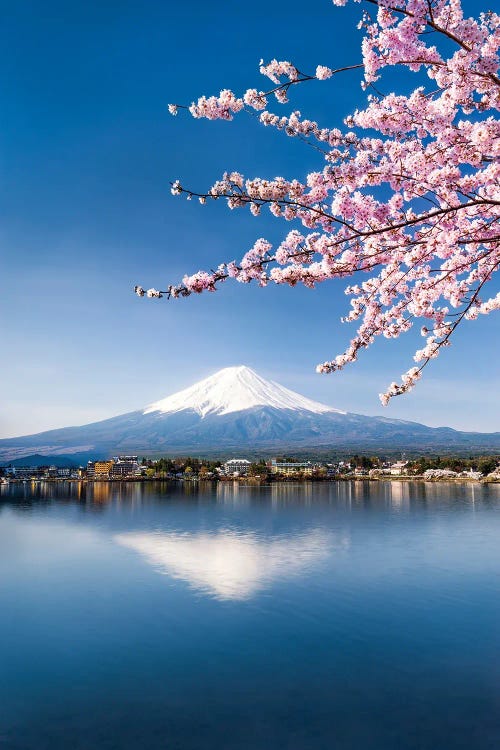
[1,480,499,750]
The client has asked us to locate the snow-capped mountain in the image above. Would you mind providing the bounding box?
[144,366,344,418]
[0,366,498,461]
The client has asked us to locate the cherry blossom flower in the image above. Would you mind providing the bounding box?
[136,0,500,405]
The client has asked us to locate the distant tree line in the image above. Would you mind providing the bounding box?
[134,454,498,479]
[141,457,222,477]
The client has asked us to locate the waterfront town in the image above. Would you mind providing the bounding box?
[1,454,499,483]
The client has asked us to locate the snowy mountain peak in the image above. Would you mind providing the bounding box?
[144,365,345,418]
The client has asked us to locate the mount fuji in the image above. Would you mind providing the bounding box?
[1,366,498,461]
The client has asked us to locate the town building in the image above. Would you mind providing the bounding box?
[87,460,114,480]
[223,459,252,476]
[390,461,408,476]
[268,459,316,476]
[87,457,140,480]
[8,466,45,480]
[111,456,140,478]
[47,466,72,478]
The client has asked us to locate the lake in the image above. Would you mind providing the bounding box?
[1,480,499,749]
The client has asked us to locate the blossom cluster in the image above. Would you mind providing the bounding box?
[140,0,500,405]
[134,286,163,298]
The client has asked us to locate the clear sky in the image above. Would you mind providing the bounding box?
[1,0,498,438]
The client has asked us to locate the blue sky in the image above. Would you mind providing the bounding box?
[1,0,498,438]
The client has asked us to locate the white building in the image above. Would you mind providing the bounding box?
[111,456,141,477]
[223,459,252,476]
[390,461,408,476]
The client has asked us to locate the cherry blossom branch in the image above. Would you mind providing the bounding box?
[362,0,500,86]
[378,274,494,404]
[136,0,500,406]
[168,63,364,119]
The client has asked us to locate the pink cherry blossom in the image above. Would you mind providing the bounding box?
[137,0,500,405]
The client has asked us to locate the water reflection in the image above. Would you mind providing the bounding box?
[115,529,346,600]
[1,479,500,750]
[1,478,497,515]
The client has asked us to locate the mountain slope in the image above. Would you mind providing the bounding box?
[144,365,343,417]
[1,366,498,461]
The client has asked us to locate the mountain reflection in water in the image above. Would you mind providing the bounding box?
[115,529,345,600]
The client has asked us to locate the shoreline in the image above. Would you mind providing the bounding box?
[3,475,499,485]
